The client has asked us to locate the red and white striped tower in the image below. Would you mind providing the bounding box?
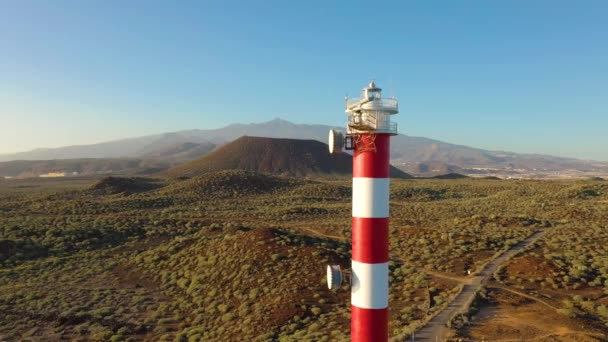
[351,131,390,342]
[328,81,398,342]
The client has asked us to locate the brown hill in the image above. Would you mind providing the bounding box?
[432,173,469,180]
[167,136,411,178]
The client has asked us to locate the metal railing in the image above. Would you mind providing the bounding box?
[347,115,397,134]
[346,97,399,111]
[388,121,398,133]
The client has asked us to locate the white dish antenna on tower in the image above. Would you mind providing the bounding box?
[327,264,343,290]
[328,129,344,154]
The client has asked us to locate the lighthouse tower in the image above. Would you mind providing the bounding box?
[328,81,398,342]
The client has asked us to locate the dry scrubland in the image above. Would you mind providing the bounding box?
[0,172,607,341]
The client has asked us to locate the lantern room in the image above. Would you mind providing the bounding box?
[345,81,398,135]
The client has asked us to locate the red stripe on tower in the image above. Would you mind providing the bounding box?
[353,134,390,178]
[351,217,389,263]
[351,306,389,341]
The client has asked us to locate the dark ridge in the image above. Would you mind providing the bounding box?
[88,176,163,195]
[432,173,469,180]
[482,176,503,180]
[289,182,351,199]
[554,184,607,200]
[162,170,297,199]
[167,136,411,178]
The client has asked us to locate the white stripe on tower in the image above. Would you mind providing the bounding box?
[351,260,389,308]
[352,178,390,218]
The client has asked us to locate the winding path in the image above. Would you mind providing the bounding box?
[411,230,548,341]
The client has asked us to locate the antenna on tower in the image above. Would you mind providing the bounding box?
[390,77,395,99]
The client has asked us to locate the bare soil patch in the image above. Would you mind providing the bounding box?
[506,253,559,279]
[465,288,604,341]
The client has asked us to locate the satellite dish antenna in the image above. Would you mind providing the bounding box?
[328,129,344,154]
[327,265,343,290]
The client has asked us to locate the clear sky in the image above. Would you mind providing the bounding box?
[1,1,607,160]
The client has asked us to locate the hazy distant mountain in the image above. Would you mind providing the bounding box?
[0,119,329,162]
[142,142,216,163]
[0,158,164,178]
[0,133,212,162]
[1,118,607,177]
[167,136,411,178]
[398,161,465,176]
[0,142,216,178]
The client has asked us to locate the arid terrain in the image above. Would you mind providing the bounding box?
[1,171,607,341]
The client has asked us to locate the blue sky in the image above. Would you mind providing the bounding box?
[1,1,607,160]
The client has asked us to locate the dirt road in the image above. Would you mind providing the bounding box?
[411,230,547,341]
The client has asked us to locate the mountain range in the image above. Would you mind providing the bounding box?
[1,118,607,178]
